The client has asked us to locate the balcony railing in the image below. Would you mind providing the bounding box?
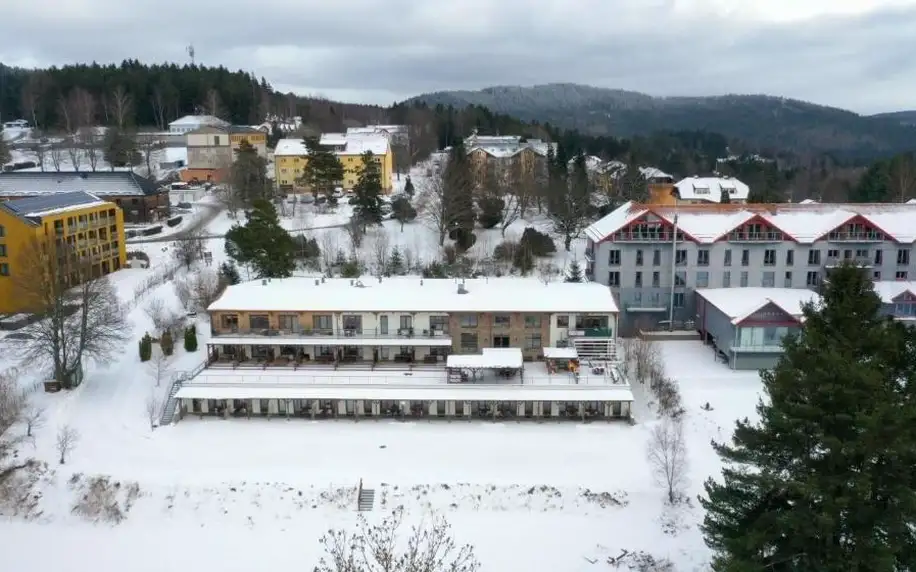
[826,231,884,242]
[611,231,686,243]
[824,257,873,268]
[212,327,451,340]
[727,231,783,242]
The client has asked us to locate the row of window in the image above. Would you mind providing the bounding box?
[610,269,911,289]
[607,247,911,267]
[221,313,607,333]
[460,332,542,352]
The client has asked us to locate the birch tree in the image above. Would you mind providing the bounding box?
[647,416,688,504]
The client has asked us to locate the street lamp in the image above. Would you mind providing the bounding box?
[667,188,681,331]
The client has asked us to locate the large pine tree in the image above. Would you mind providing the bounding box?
[352,151,385,227]
[299,137,344,202]
[230,140,271,207]
[225,199,296,278]
[701,264,916,571]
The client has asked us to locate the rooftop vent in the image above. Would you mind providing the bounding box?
[314,279,319,286]
[457,283,468,295]
[350,279,355,286]
[261,279,267,286]
[420,279,424,286]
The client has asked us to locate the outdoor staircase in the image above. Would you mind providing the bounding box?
[159,361,208,426]
[572,337,618,362]
[357,485,376,512]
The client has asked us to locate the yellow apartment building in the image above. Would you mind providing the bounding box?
[0,191,127,314]
[274,133,393,194]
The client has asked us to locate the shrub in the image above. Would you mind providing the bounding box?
[422,261,448,278]
[513,245,534,273]
[452,228,477,253]
[391,196,418,227]
[138,333,153,362]
[477,196,504,229]
[339,258,362,278]
[218,261,241,285]
[166,216,183,227]
[160,330,174,356]
[519,227,556,256]
[493,240,517,262]
[183,326,198,352]
[293,235,321,261]
[141,225,163,236]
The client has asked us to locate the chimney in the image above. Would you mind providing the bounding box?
[261,279,267,286]
[420,279,424,286]
[350,279,355,286]
[457,283,468,294]
[314,279,319,286]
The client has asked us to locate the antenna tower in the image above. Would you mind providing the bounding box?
[187,44,196,66]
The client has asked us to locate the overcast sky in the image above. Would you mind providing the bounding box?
[2,0,915,114]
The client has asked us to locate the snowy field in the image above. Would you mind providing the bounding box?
[0,160,764,570]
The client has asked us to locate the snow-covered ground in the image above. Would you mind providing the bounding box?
[0,159,764,570]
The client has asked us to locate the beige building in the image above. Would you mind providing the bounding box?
[183,125,268,183]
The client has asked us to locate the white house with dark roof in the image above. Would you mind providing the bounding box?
[674,176,750,204]
[583,200,916,332]
[169,115,230,135]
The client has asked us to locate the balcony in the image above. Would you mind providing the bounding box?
[826,231,884,242]
[568,328,614,338]
[611,231,685,243]
[824,257,873,269]
[727,231,783,243]
[211,326,451,340]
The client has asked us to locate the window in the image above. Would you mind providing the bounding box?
[459,314,478,328]
[675,249,687,265]
[460,332,478,352]
[696,271,709,288]
[764,250,776,266]
[608,271,620,287]
[556,315,569,328]
[741,249,750,266]
[740,271,749,287]
[652,271,660,287]
[379,315,388,334]
[525,315,542,328]
[695,249,709,266]
[249,314,269,330]
[806,271,820,287]
[808,250,821,265]
[399,315,413,330]
[875,250,883,265]
[723,271,731,287]
[608,250,621,265]
[896,271,909,280]
[723,249,732,267]
[342,315,362,332]
[493,335,510,348]
[0,244,6,257]
[897,249,910,265]
[827,249,839,259]
[524,333,542,350]
[0,224,4,237]
[762,271,775,287]
[873,271,882,280]
[429,315,448,332]
[214,135,221,145]
[675,271,686,286]
[786,250,794,266]
[493,314,511,328]
[0,263,8,276]
[784,271,793,287]
[635,250,644,266]
[634,271,642,287]
[673,292,685,308]
[278,314,298,332]
[855,249,868,258]
[653,249,661,266]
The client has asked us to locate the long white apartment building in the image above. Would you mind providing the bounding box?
[167,278,629,424]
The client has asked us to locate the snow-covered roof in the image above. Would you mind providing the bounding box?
[274,134,389,157]
[447,348,523,369]
[169,115,229,128]
[175,382,633,403]
[209,278,619,314]
[543,347,578,359]
[871,281,916,303]
[696,288,821,325]
[1,191,109,221]
[674,177,749,202]
[799,199,819,204]
[640,167,674,181]
[464,134,555,159]
[347,125,407,137]
[584,201,916,244]
[0,171,161,197]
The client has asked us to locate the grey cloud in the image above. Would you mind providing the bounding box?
[1,1,915,113]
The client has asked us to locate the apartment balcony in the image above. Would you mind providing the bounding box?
[826,231,885,242]
[568,328,614,338]
[211,326,451,341]
[824,257,873,269]
[726,231,783,243]
[77,222,89,231]
[612,231,685,243]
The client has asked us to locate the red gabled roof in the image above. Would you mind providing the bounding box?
[813,213,898,243]
[616,207,702,243]
[714,213,799,243]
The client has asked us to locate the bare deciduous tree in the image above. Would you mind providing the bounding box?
[137,133,164,176]
[29,134,48,172]
[536,261,560,284]
[22,404,45,438]
[145,297,167,332]
[889,153,916,202]
[371,231,390,277]
[315,506,480,572]
[14,237,129,389]
[109,85,133,129]
[416,167,465,246]
[319,232,338,275]
[48,139,65,171]
[151,87,166,130]
[145,392,162,431]
[0,369,26,435]
[147,350,173,388]
[647,416,688,504]
[633,338,661,385]
[173,278,193,311]
[80,126,102,172]
[20,73,43,129]
[187,268,223,311]
[173,230,204,270]
[205,89,222,118]
[344,216,364,253]
[56,424,79,465]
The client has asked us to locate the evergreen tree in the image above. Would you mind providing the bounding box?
[183,326,198,352]
[391,196,418,231]
[352,151,385,228]
[225,199,296,278]
[0,132,11,165]
[403,175,415,197]
[565,260,583,282]
[230,140,271,207]
[299,137,344,202]
[548,151,591,251]
[218,261,241,285]
[388,247,405,275]
[701,264,916,571]
[443,142,475,234]
[101,126,140,169]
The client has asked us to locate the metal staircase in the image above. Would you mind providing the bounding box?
[357,486,375,511]
[159,361,207,426]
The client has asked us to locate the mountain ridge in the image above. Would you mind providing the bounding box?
[405,83,916,160]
